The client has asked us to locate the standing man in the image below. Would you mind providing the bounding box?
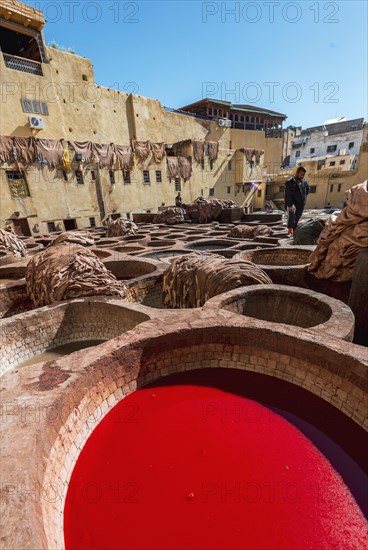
[285,166,310,235]
[175,192,183,208]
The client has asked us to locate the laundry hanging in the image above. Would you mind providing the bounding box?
[13,136,35,164]
[92,143,115,168]
[114,144,133,170]
[69,140,93,163]
[150,142,166,163]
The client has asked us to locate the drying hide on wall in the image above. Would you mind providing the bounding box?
[92,143,115,168]
[34,139,64,168]
[132,140,150,163]
[192,140,205,164]
[150,142,166,164]
[114,145,133,170]
[206,141,219,162]
[0,136,15,164]
[69,141,93,163]
[26,243,127,307]
[178,156,192,181]
[13,136,35,165]
[167,156,179,179]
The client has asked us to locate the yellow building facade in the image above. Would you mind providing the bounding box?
[0,0,284,235]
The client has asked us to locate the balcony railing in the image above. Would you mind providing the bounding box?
[3,53,43,76]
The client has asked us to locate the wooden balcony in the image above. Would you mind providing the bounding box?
[3,53,43,76]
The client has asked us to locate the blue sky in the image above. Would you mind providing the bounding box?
[29,0,367,128]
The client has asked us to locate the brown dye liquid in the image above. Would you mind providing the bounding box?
[18,340,104,367]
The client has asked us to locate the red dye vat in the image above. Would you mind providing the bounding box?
[64,385,368,550]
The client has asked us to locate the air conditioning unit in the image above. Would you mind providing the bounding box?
[29,116,44,130]
[218,118,232,128]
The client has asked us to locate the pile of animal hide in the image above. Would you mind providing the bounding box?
[163,252,272,308]
[106,218,138,237]
[186,197,236,223]
[51,231,95,247]
[26,243,126,307]
[153,208,186,225]
[0,229,27,257]
[308,181,368,281]
[228,225,273,238]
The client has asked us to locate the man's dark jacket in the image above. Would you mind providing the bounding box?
[285,176,310,210]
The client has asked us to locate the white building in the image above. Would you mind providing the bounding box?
[288,118,364,168]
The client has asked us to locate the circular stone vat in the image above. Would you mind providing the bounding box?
[140,250,190,261]
[114,246,146,254]
[236,247,312,266]
[104,259,157,280]
[64,378,367,550]
[186,239,236,251]
[1,299,151,376]
[91,248,113,259]
[96,239,120,247]
[234,247,312,286]
[146,240,177,248]
[204,284,354,341]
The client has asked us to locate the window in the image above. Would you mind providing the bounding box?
[143,170,150,184]
[349,142,354,149]
[228,160,232,170]
[327,144,337,153]
[75,170,84,184]
[47,221,57,233]
[90,170,96,181]
[329,161,336,166]
[21,99,32,113]
[174,178,181,191]
[31,100,40,114]
[317,160,325,170]
[109,170,115,184]
[295,151,301,157]
[208,108,212,115]
[330,184,333,192]
[209,188,215,197]
[156,170,162,183]
[82,74,88,81]
[21,99,49,115]
[246,116,249,122]
[257,189,262,197]
[6,171,30,197]
[62,171,68,181]
[234,115,239,122]
[40,102,49,115]
[227,186,231,194]
[240,116,244,122]
[123,171,131,184]
[339,160,345,165]
[89,217,96,227]
[309,185,317,193]
[310,148,315,154]
[337,184,342,192]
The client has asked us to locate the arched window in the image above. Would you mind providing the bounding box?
[214,109,217,116]
[246,116,249,122]
[256,117,259,123]
[234,115,239,122]
[208,108,212,115]
[251,116,254,123]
